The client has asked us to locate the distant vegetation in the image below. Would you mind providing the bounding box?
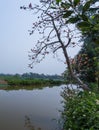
[0,73,64,87]
[0,72,63,80]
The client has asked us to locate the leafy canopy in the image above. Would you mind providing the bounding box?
[56,0,99,44]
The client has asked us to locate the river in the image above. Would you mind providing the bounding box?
[0,85,65,130]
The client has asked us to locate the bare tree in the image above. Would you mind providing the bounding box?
[20,0,90,90]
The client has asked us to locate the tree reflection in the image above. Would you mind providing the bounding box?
[5,85,44,91]
[24,115,42,130]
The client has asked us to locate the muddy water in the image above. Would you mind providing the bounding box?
[0,85,64,130]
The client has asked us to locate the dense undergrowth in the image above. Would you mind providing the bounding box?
[61,83,99,130]
[4,77,63,87]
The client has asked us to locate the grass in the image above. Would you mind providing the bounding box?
[3,77,63,87]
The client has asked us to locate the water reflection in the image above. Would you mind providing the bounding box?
[25,115,42,130]
[5,85,45,91]
[0,85,64,130]
[4,85,55,91]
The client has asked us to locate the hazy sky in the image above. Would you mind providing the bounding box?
[0,0,81,75]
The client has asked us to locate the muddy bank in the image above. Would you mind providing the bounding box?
[0,79,8,85]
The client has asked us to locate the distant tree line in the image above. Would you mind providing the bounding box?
[0,72,63,81]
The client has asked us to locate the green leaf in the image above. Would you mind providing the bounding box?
[61,2,71,9]
[83,1,91,13]
[81,14,88,21]
[66,16,80,23]
[78,5,83,11]
[93,23,99,31]
[74,0,80,6]
[63,11,73,18]
[77,22,91,31]
[77,21,91,28]
[56,0,61,4]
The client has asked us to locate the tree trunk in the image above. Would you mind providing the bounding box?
[63,46,90,91]
[52,18,90,91]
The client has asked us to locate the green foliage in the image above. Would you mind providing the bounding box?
[77,21,91,29]
[75,42,99,83]
[74,0,80,7]
[82,0,92,13]
[6,78,63,86]
[57,0,99,44]
[89,82,99,93]
[61,2,71,9]
[0,73,63,81]
[66,16,80,23]
[0,73,64,87]
[62,88,99,130]
[56,0,61,4]
[63,11,73,18]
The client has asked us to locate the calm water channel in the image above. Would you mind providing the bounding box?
[0,85,65,130]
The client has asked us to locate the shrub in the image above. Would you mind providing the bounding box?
[61,87,99,130]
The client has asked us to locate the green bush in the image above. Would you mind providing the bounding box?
[62,88,99,130]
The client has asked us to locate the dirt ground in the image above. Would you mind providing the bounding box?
[0,79,8,84]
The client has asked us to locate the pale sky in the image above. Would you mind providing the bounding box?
[0,0,81,75]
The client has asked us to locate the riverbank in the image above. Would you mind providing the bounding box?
[0,79,8,90]
[0,73,64,87]
[0,77,64,90]
[0,79,8,85]
[6,78,63,86]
